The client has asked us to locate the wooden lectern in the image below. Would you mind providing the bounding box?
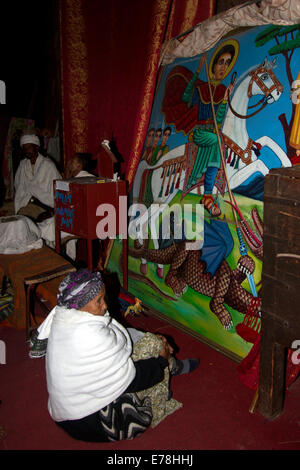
[54,176,128,289]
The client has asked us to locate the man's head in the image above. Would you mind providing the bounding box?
[153,128,162,143]
[20,134,40,165]
[57,268,107,316]
[162,127,171,143]
[146,128,155,145]
[212,44,235,81]
[65,154,85,179]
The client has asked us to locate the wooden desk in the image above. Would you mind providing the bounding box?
[54,177,128,289]
[0,246,75,332]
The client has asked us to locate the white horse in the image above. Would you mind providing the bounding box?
[130,58,290,269]
[222,57,291,189]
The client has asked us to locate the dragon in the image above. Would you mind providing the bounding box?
[129,207,263,331]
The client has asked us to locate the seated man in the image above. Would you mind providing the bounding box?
[14,134,61,221]
[38,154,94,260]
[29,269,199,442]
[64,153,94,179]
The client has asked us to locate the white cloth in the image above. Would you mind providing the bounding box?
[74,170,94,178]
[37,306,136,421]
[0,215,43,254]
[37,215,77,260]
[160,0,300,65]
[20,134,40,147]
[37,170,94,260]
[47,136,60,163]
[14,153,61,214]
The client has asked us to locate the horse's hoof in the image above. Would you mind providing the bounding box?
[134,239,143,250]
[140,262,147,275]
[156,266,164,278]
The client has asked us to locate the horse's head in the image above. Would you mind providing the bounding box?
[248,58,283,104]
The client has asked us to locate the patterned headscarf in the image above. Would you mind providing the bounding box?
[57,269,104,310]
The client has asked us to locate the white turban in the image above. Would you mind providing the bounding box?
[20,134,40,147]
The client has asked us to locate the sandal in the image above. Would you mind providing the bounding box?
[201,194,221,217]
[28,329,48,358]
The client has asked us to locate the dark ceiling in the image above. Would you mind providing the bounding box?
[1,1,55,122]
[0,0,250,124]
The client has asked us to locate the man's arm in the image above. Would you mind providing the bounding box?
[14,161,29,214]
[30,159,61,208]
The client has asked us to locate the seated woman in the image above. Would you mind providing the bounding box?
[29,269,199,442]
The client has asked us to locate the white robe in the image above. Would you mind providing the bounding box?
[0,215,43,254]
[14,153,61,214]
[37,306,136,421]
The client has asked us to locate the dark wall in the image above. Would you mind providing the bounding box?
[0,1,61,203]
[0,0,61,206]
[0,0,61,131]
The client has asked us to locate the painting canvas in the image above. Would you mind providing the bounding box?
[108,24,300,360]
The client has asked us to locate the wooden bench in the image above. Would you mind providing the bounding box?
[0,245,75,336]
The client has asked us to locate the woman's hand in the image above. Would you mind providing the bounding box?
[157,334,174,360]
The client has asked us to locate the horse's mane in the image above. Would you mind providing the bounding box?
[231,58,276,97]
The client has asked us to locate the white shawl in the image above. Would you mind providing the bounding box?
[14,154,61,214]
[37,306,136,421]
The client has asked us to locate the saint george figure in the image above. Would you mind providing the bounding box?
[162,40,239,216]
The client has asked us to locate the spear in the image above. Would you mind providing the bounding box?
[202,53,258,298]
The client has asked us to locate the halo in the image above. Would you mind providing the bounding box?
[208,39,239,81]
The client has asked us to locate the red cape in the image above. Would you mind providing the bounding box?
[162,65,226,135]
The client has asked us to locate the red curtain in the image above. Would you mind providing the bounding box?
[60,0,216,186]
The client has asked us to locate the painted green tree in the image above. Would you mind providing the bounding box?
[255,24,300,158]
